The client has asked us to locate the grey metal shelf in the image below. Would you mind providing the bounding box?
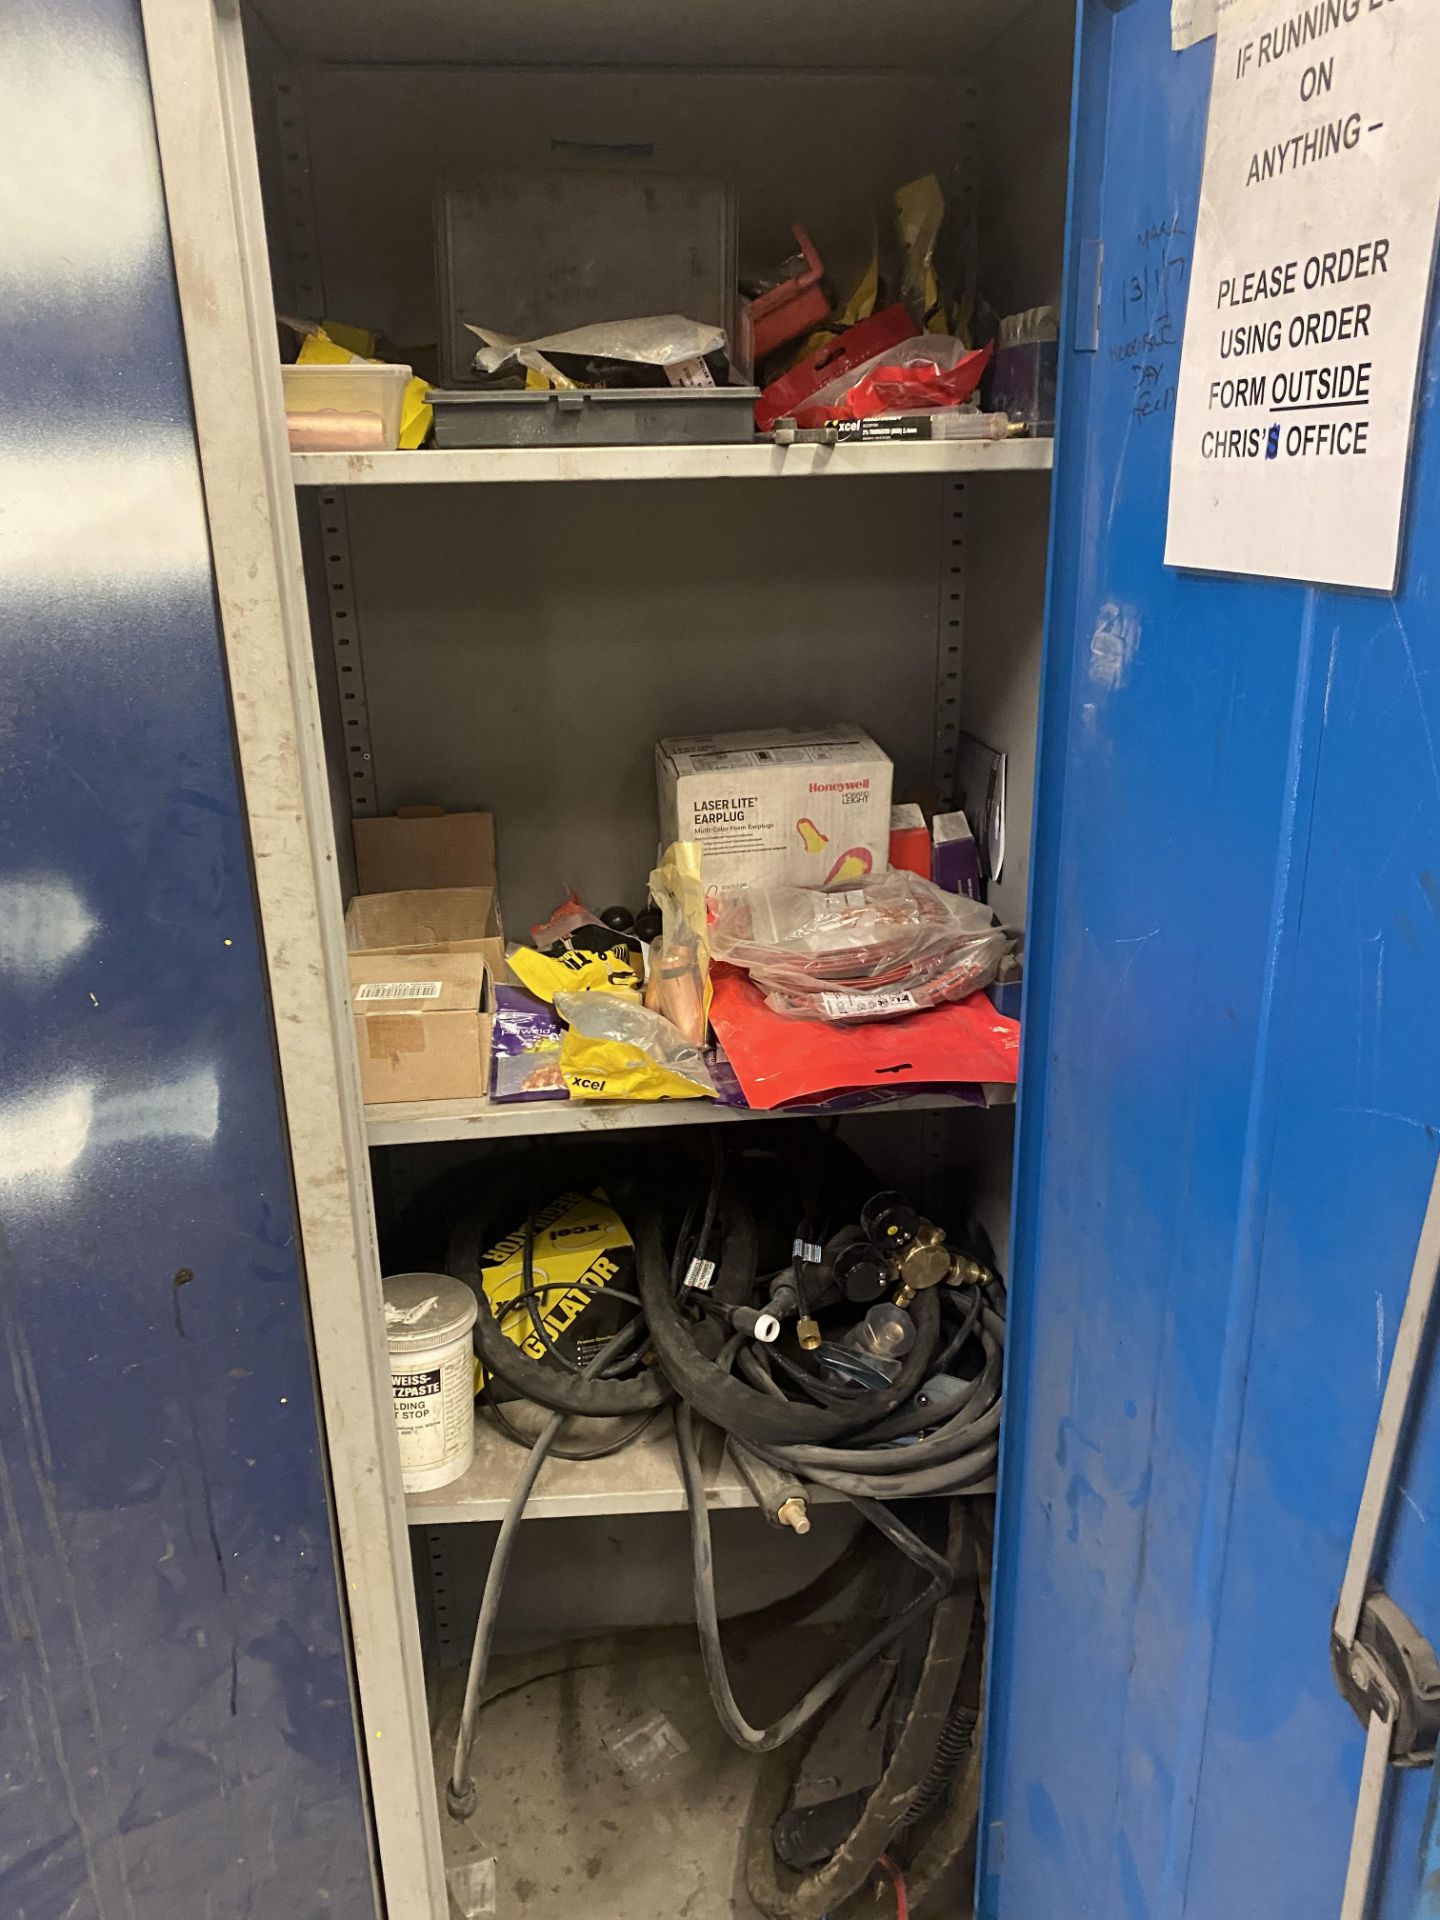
[292,438,1054,487]
[408,1408,842,1525]
[364,1087,1012,1146]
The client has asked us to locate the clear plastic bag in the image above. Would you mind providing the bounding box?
[554,991,716,1101]
[468,315,727,382]
[709,871,1007,1022]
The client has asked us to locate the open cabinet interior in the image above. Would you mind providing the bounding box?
[230,1,1078,1913]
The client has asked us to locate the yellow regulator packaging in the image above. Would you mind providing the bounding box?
[476,1191,635,1392]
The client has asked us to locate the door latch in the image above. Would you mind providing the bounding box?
[1331,1588,1440,1767]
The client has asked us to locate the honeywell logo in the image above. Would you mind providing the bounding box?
[808,779,871,794]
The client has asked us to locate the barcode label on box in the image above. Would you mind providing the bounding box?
[818,989,920,1019]
[356,980,443,1003]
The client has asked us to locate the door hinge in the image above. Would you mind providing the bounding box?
[1074,240,1103,354]
[1329,1154,1440,1919]
[1331,1588,1440,1768]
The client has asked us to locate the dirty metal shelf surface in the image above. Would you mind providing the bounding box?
[365,1087,1012,1146]
[292,438,1055,487]
[408,1409,846,1525]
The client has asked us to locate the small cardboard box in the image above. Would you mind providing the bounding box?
[348,951,491,1104]
[353,808,497,896]
[345,886,506,990]
[656,724,893,891]
[932,810,983,901]
[888,802,931,880]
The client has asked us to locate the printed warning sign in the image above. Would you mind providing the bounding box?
[1165,0,1440,592]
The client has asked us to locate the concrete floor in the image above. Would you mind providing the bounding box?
[432,1629,826,1920]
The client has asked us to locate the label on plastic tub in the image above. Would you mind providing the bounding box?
[393,1356,471,1473]
[817,988,922,1020]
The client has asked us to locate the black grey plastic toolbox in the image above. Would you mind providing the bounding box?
[428,387,759,448]
[435,171,739,387]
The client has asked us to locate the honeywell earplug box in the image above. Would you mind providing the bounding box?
[656,725,893,890]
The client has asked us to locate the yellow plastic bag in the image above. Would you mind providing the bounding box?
[837,258,879,329]
[507,941,642,1005]
[895,176,946,334]
[555,992,715,1103]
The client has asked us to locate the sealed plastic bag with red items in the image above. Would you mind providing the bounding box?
[794,336,992,428]
[708,870,1007,1022]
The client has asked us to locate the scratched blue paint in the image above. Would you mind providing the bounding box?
[985,3,1440,1918]
[0,3,375,1915]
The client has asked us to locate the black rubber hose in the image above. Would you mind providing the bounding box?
[452,1218,676,1419]
[481,1372,664,1463]
[742,1509,979,1920]
[675,1400,954,1754]
[750,1446,998,1503]
[639,1194,942,1444]
[893,1694,978,1832]
[447,1316,660,1818]
[736,1308,1006,1499]
[757,1314,1004,1474]
[931,1287,985,1376]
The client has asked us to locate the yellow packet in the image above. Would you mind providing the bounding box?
[507,942,642,1005]
[555,991,716,1103]
[561,1030,712,1103]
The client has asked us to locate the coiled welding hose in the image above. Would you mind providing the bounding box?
[743,1508,986,1920]
[637,1192,1005,1495]
[637,1158,1001,1914]
[448,1137,999,1903]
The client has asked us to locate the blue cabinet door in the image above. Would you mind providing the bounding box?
[0,3,378,1914]
[986,5,1440,1918]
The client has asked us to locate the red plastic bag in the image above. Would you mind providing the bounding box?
[755,305,919,434]
[709,965,1019,1110]
[794,337,993,428]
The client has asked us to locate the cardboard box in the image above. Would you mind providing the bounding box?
[888,802,931,880]
[932,810,983,901]
[656,724,892,891]
[353,807,497,896]
[345,886,506,990]
[348,951,492,1104]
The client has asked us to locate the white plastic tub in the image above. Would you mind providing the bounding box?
[383,1272,477,1492]
[281,361,412,451]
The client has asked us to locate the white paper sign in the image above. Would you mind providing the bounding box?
[1172,0,1218,52]
[1165,0,1440,592]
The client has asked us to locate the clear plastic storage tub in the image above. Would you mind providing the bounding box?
[281,362,412,452]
